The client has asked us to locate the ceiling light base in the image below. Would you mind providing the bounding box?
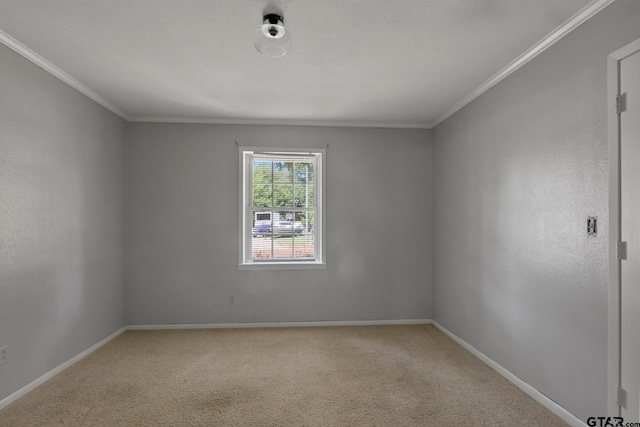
[255,13,291,57]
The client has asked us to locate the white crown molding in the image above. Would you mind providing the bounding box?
[428,0,616,129]
[129,116,432,129]
[0,28,129,120]
[432,322,586,427]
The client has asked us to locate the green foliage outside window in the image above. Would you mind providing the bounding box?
[252,161,314,211]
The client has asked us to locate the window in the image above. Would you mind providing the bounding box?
[240,148,325,269]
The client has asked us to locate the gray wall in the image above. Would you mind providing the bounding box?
[3,0,635,417]
[0,45,126,402]
[126,123,433,325]
[432,0,640,422]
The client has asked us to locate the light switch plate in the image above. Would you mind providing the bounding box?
[0,346,7,366]
[587,217,597,236]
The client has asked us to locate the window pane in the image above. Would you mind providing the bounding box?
[253,160,272,184]
[294,185,314,208]
[252,211,273,231]
[294,162,314,184]
[273,235,293,259]
[273,161,293,184]
[252,234,272,259]
[274,184,293,207]
[244,150,321,265]
[294,211,314,258]
[252,210,273,259]
[272,211,295,233]
[252,184,272,207]
[272,210,294,258]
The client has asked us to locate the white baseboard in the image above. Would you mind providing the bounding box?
[0,327,127,411]
[431,321,586,427]
[128,318,432,330]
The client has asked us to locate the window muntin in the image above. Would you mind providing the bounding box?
[241,149,323,267]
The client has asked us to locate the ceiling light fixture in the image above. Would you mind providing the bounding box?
[255,13,291,58]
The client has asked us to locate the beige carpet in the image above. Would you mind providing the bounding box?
[0,325,567,426]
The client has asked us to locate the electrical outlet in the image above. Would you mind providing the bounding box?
[228,296,235,305]
[0,346,7,366]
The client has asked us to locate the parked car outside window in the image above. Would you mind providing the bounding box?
[272,221,304,235]
[252,223,271,237]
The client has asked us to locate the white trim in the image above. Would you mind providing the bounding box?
[607,36,640,417]
[607,48,621,420]
[128,319,432,330]
[238,261,326,270]
[0,29,129,120]
[239,148,249,266]
[239,147,325,267]
[0,327,127,411]
[609,37,640,62]
[428,0,615,128]
[130,116,432,129]
[432,322,586,427]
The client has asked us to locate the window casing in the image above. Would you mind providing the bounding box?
[240,148,325,269]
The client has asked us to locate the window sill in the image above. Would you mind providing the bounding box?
[238,262,326,271]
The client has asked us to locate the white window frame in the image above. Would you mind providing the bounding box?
[239,147,326,270]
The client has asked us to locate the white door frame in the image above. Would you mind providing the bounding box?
[608,36,640,416]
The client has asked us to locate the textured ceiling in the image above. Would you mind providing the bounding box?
[0,0,596,128]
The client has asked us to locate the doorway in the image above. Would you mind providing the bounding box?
[608,37,640,420]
